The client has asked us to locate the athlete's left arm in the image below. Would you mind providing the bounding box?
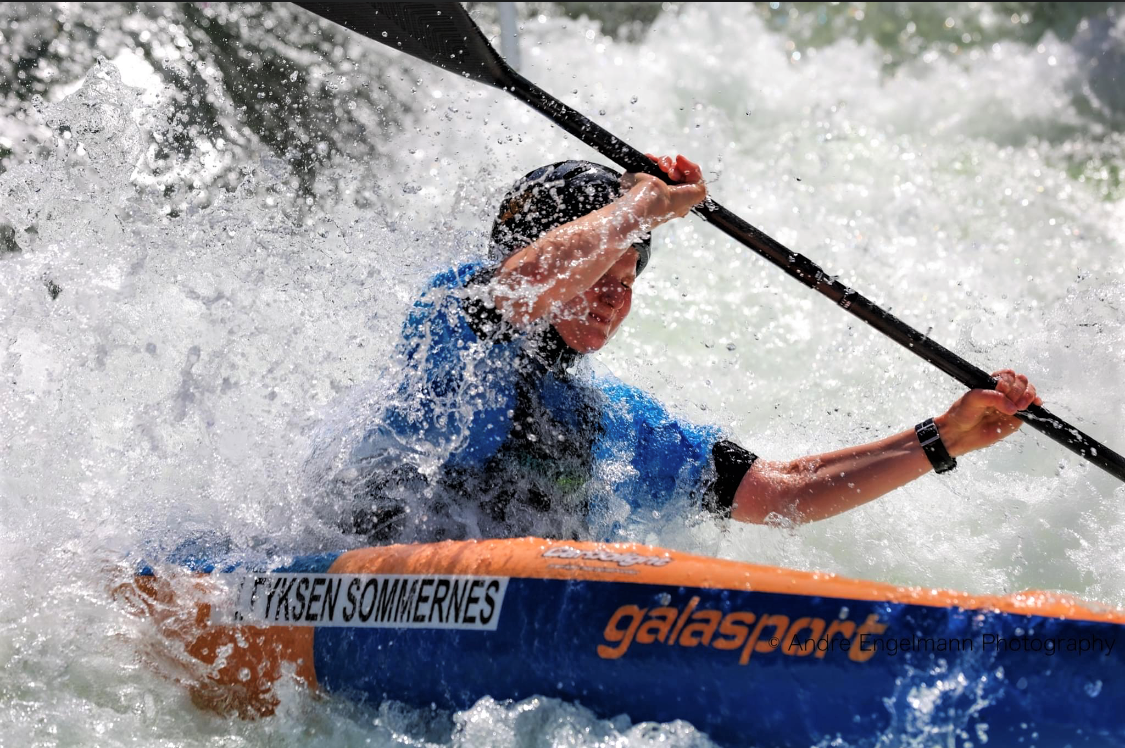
[730,370,1041,524]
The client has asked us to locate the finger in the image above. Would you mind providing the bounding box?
[671,181,707,196]
[658,155,674,174]
[995,378,1011,397]
[965,389,1019,416]
[992,370,1016,392]
[1006,374,1029,408]
[677,162,701,183]
[993,370,1016,391]
[645,153,658,162]
[1015,379,1037,411]
[669,167,683,182]
[676,155,704,183]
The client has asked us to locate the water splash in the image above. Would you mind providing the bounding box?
[1,4,1124,747]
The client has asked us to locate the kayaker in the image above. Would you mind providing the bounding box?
[330,155,1040,543]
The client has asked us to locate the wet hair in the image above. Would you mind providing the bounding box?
[490,160,651,275]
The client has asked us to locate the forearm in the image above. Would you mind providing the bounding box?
[491,188,649,324]
[731,425,939,524]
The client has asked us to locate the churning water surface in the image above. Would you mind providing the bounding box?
[2,3,1124,746]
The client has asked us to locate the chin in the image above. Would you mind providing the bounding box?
[575,339,608,354]
[553,324,611,354]
[565,336,606,354]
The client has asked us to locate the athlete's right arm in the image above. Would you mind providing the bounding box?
[491,157,706,326]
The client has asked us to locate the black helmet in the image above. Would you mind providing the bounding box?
[490,160,651,275]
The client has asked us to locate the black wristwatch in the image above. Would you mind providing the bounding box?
[915,418,957,474]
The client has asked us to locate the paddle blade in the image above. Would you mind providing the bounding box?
[293,2,514,89]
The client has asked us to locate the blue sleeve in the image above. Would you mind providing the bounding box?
[352,263,520,470]
[593,373,722,514]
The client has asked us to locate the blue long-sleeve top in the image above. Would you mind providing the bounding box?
[342,263,756,543]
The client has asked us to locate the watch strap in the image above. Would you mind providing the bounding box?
[915,418,957,474]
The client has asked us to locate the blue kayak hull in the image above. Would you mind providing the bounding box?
[132,538,1125,746]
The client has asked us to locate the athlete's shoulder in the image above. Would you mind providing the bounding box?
[590,368,670,422]
[590,364,723,452]
[423,261,490,294]
[402,261,489,336]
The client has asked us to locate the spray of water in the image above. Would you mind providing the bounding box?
[2,5,1124,746]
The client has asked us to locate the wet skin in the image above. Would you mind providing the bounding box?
[551,249,638,354]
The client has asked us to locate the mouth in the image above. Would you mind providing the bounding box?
[588,311,611,326]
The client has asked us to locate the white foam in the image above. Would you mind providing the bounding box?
[1,6,1123,746]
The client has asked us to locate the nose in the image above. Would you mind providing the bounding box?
[599,284,628,310]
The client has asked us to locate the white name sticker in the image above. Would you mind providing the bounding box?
[216,574,508,631]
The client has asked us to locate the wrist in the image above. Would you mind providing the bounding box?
[591,193,645,252]
[932,413,967,458]
[624,180,668,231]
[916,417,958,474]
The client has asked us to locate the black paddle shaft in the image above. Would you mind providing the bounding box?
[293,2,1125,483]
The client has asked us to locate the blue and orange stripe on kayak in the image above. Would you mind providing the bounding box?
[328,538,1125,625]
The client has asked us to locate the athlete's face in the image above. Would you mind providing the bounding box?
[551,249,637,354]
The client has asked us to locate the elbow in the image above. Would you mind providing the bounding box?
[732,498,813,526]
[493,293,554,328]
[730,503,773,525]
[492,253,558,326]
[490,278,542,328]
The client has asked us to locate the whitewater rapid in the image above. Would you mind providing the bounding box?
[2,4,1124,746]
